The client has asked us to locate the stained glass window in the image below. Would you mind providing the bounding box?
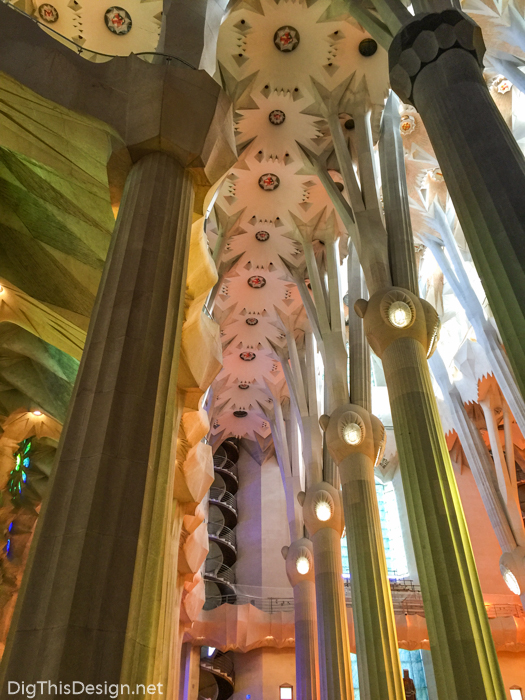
[7,438,34,507]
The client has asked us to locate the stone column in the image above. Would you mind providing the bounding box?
[179,643,200,700]
[389,9,525,398]
[282,539,320,700]
[0,152,194,692]
[321,406,405,700]
[301,483,354,700]
[355,287,505,700]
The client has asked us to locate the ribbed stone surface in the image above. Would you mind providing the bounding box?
[312,527,353,700]
[0,153,193,692]
[293,581,320,700]
[411,46,525,401]
[383,337,505,700]
[340,453,405,700]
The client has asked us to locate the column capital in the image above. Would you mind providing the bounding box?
[300,482,345,536]
[320,404,385,467]
[282,538,316,586]
[355,286,440,359]
[389,9,485,105]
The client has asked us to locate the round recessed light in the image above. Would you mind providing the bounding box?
[296,555,310,574]
[240,351,256,361]
[246,317,259,326]
[255,231,270,242]
[315,501,332,522]
[501,563,521,595]
[342,422,362,445]
[233,410,248,418]
[388,301,413,328]
[32,410,43,417]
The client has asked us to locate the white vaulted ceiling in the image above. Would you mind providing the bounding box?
[209,0,388,439]
[9,0,522,440]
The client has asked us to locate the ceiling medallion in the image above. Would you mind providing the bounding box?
[255,231,270,242]
[248,275,267,289]
[269,110,286,125]
[400,115,416,136]
[259,173,280,191]
[38,4,59,22]
[105,7,132,34]
[240,351,256,361]
[274,26,300,52]
[492,75,512,94]
[429,167,444,182]
[239,383,250,390]
[233,410,248,418]
[246,317,259,326]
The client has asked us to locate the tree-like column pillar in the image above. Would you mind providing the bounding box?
[321,406,405,700]
[301,483,354,700]
[282,539,320,700]
[355,287,505,700]
[389,9,525,398]
[0,152,194,691]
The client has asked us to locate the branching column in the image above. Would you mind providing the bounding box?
[303,80,505,698]
[0,153,194,692]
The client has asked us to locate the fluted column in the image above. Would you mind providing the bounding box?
[322,406,404,700]
[356,287,505,699]
[282,539,320,700]
[302,483,354,700]
[389,9,525,398]
[0,152,194,692]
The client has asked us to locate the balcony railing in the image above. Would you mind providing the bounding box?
[205,563,235,585]
[200,652,234,685]
[207,523,236,549]
[210,488,237,511]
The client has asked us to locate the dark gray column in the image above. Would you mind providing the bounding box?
[389,10,525,399]
[0,152,194,692]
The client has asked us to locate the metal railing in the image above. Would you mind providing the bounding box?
[213,455,237,472]
[210,488,237,511]
[208,591,525,619]
[200,652,234,685]
[207,523,236,549]
[205,563,235,585]
[1,0,196,69]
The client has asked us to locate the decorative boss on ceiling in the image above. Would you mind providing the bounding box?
[269,110,286,125]
[105,7,132,35]
[38,4,59,22]
[258,173,280,191]
[274,26,300,52]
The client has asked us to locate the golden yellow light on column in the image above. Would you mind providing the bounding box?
[388,301,412,328]
[342,423,362,445]
[32,410,43,417]
[296,556,310,575]
[0,285,4,294]
[315,500,332,522]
